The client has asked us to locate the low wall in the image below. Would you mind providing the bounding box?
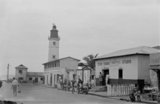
[106,84,135,96]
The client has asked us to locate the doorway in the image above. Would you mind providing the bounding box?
[102,69,109,85]
[35,77,38,83]
[50,73,52,86]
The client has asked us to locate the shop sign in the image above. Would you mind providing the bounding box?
[97,58,132,66]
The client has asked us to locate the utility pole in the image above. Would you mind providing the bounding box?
[7,64,9,81]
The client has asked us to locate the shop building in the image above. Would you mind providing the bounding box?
[95,46,160,88]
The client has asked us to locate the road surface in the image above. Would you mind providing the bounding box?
[0,82,144,104]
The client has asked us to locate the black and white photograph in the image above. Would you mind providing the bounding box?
[0,0,159,104]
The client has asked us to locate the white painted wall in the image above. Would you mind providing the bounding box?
[44,73,47,85]
[15,69,28,81]
[51,70,62,87]
[60,58,79,70]
[76,69,90,84]
[137,55,150,83]
[44,58,79,87]
[95,55,139,80]
[150,53,160,66]
[44,69,62,87]
[84,70,90,84]
[48,38,59,61]
[77,70,82,80]
[45,67,60,72]
[150,70,158,87]
[60,58,79,81]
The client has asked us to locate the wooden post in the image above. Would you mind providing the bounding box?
[7,64,9,81]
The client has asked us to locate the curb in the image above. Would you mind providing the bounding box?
[88,92,157,104]
[88,92,108,98]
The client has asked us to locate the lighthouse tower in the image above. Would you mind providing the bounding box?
[48,24,60,61]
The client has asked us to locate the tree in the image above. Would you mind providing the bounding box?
[82,54,98,77]
[78,54,98,82]
[83,54,98,70]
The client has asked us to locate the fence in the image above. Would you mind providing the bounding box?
[106,84,135,96]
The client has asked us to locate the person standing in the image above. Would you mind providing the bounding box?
[91,76,95,88]
[11,78,19,96]
[59,77,63,90]
[71,79,76,94]
[105,74,109,86]
[67,80,71,91]
[77,78,83,94]
[99,72,103,86]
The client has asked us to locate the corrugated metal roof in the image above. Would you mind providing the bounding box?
[96,46,160,60]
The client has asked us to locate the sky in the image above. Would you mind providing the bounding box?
[0,0,159,79]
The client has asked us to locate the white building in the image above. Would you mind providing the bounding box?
[95,46,160,87]
[43,24,80,87]
[15,64,44,83]
[15,64,28,82]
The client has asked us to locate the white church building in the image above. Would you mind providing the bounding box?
[43,24,80,87]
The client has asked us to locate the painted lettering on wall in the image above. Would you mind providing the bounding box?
[97,59,132,66]
[122,59,131,64]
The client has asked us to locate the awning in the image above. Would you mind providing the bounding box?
[150,65,160,72]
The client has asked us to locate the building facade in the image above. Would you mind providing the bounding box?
[150,52,160,90]
[43,24,80,87]
[27,72,44,84]
[95,46,160,88]
[15,64,28,82]
[76,67,91,84]
[15,64,44,83]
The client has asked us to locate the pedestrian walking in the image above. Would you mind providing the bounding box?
[11,77,19,96]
